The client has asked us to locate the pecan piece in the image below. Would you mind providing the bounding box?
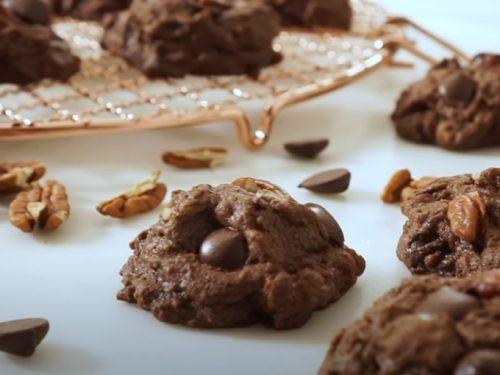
[162,147,227,169]
[9,180,69,232]
[381,169,412,203]
[97,170,167,219]
[401,176,437,202]
[0,161,46,192]
[232,177,292,202]
[447,193,486,243]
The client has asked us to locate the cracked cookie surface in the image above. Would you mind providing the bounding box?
[397,168,500,277]
[319,270,500,375]
[117,180,365,329]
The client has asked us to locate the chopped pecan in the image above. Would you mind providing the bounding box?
[381,169,412,203]
[0,161,46,192]
[401,176,438,202]
[447,193,486,243]
[97,170,167,219]
[162,147,227,169]
[9,180,69,232]
[232,177,292,202]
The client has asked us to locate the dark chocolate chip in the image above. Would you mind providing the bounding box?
[439,72,476,106]
[0,318,49,357]
[305,203,344,244]
[299,168,351,193]
[8,0,50,24]
[284,138,329,159]
[416,286,480,320]
[200,228,247,271]
[454,349,500,375]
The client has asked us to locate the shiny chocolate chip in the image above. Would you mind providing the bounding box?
[454,349,500,375]
[299,168,351,194]
[8,0,50,24]
[200,228,247,271]
[284,138,329,159]
[305,203,344,245]
[439,72,476,107]
[416,286,480,320]
[0,318,49,357]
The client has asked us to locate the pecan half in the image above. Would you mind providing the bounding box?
[381,169,412,203]
[0,161,46,192]
[162,147,227,169]
[9,180,69,232]
[232,177,292,202]
[447,193,486,243]
[97,170,167,219]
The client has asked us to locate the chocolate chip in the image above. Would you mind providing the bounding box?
[305,203,344,244]
[299,168,351,193]
[416,286,480,320]
[0,318,49,357]
[439,72,476,106]
[284,138,329,159]
[8,0,50,25]
[200,228,247,271]
[454,350,500,375]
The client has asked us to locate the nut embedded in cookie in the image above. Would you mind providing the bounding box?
[0,161,46,193]
[397,168,500,277]
[97,170,167,219]
[9,180,69,232]
[318,270,500,375]
[117,178,365,329]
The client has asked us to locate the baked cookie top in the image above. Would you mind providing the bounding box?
[0,1,80,84]
[319,270,500,375]
[391,54,500,150]
[118,178,365,329]
[266,0,351,29]
[397,168,500,277]
[102,0,282,78]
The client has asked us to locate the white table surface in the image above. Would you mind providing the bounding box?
[1,1,499,374]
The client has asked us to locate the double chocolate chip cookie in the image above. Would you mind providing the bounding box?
[266,0,351,29]
[319,270,500,375]
[0,1,80,85]
[102,0,282,78]
[392,54,500,150]
[397,168,500,277]
[48,0,131,21]
[117,178,365,329]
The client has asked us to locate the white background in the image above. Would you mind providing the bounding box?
[1,1,499,374]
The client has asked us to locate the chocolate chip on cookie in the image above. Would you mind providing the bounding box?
[117,178,364,329]
[319,270,500,375]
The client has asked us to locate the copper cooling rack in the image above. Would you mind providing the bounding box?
[0,0,470,148]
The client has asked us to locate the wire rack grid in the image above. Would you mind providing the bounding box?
[0,0,404,148]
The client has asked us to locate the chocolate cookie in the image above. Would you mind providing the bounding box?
[266,0,351,29]
[117,178,365,329]
[0,3,80,85]
[392,54,500,150]
[319,270,500,375]
[102,0,282,78]
[48,0,131,21]
[397,168,500,277]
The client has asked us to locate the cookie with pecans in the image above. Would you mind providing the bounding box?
[117,178,365,329]
[319,270,500,375]
[397,168,500,277]
[392,54,500,150]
